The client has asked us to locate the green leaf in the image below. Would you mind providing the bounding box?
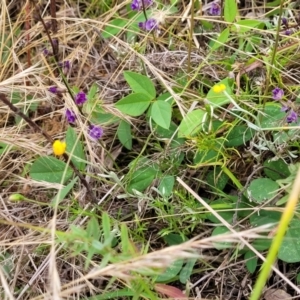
[250,210,281,227]
[259,103,286,128]
[86,288,137,300]
[127,166,158,193]
[120,223,131,255]
[206,167,229,191]
[91,110,119,125]
[155,259,184,282]
[178,109,207,137]
[117,120,132,150]
[247,178,279,203]
[115,93,151,116]
[87,83,98,101]
[124,71,156,99]
[244,251,257,274]
[251,238,272,251]
[150,100,172,129]
[179,258,197,284]
[210,27,230,51]
[86,217,101,240]
[224,0,237,23]
[102,212,111,241]
[194,149,220,165]
[232,20,264,33]
[158,175,175,197]
[51,176,78,205]
[207,199,234,224]
[279,219,300,263]
[0,142,9,156]
[296,273,300,284]
[224,125,254,147]
[163,233,187,246]
[212,226,231,250]
[263,159,290,181]
[66,127,86,171]
[30,156,73,184]
[102,19,129,38]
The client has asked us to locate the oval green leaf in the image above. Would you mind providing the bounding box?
[279,219,300,263]
[247,178,279,203]
[102,19,128,39]
[115,93,151,116]
[244,251,257,274]
[117,120,132,150]
[151,100,172,129]
[224,125,254,147]
[127,166,158,193]
[30,156,73,184]
[224,0,237,23]
[124,71,156,100]
[66,127,86,171]
[155,259,184,282]
[212,226,232,250]
[210,27,230,51]
[178,109,207,137]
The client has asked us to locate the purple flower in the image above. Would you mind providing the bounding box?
[210,2,221,16]
[285,29,291,35]
[89,125,103,140]
[282,17,288,26]
[75,91,87,105]
[139,18,158,31]
[52,39,58,46]
[286,110,298,123]
[66,109,76,123]
[43,48,50,56]
[131,0,153,10]
[49,86,58,94]
[64,60,70,70]
[59,60,71,70]
[281,105,289,112]
[272,87,284,100]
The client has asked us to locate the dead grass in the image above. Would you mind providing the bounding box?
[1,0,300,299]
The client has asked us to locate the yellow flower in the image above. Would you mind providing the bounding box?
[52,140,66,156]
[212,83,226,93]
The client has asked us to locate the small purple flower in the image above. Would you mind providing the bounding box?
[272,87,284,100]
[281,105,289,112]
[285,29,291,35]
[139,18,158,31]
[64,60,70,70]
[52,39,58,46]
[282,17,288,26]
[49,86,58,94]
[75,91,87,105]
[66,109,76,123]
[89,125,103,140]
[286,110,298,123]
[210,2,221,16]
[131,0,153,10]
[43,48,50,56]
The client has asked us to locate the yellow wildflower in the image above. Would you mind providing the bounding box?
[212,83,226,93]
[52,140,66,156]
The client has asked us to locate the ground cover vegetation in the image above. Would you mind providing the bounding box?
[1,0,300,299]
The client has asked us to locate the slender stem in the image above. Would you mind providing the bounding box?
[263,0,284,102]
[187,0,195,81]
